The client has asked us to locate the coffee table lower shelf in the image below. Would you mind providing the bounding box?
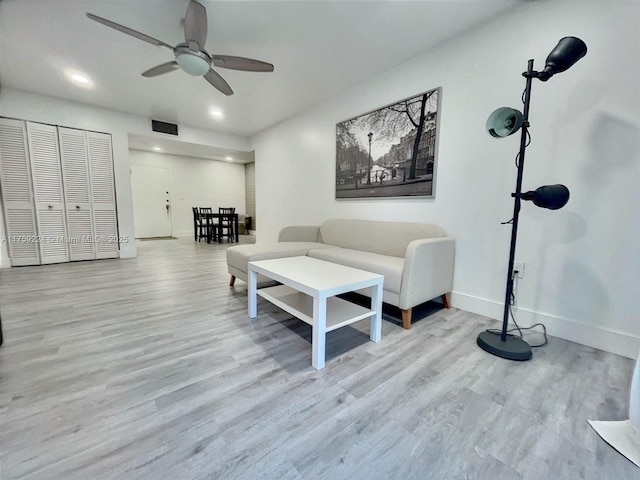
[258,285,376,332]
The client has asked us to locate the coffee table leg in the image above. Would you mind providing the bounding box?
[248,268,258,318]
[370,281,382,342]
[312,295,327,370]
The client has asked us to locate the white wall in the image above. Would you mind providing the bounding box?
[250,1,640,358]
[0,88,250,261]
[128,149,246,238]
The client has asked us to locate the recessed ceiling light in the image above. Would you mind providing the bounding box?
[225,156,233,161]
[71,73,89,84]
[210,109,223,118]
[153,146,163,152]
[65,70,94,89]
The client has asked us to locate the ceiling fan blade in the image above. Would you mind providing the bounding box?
[87,13,174,53]
[210,55,274,72]
[183,0,208,48]
[142,61,180,77]
[204,69,233,96]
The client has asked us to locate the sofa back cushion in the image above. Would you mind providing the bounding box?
[318,219,445,257]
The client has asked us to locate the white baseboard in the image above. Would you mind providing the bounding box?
[451,291,639,360]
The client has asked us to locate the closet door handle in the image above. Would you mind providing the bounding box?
[48,205,53,209]
[76,205,81,209]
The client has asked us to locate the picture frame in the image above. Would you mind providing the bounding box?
[336,87,441,199]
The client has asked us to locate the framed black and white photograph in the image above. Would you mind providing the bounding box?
[336,87,441,199]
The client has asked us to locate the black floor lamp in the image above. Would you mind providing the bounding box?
[477,37,587,361]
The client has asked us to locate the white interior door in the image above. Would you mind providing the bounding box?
[87,131,119,259]
[131,165,172,238]
[0,118,40,266]
[59,127,96,261]
[26,121,69,264]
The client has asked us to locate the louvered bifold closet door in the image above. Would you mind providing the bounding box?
[0,118,41,265]
[59,127,96,261]
[87,131,119,259]
[26,122,70,264]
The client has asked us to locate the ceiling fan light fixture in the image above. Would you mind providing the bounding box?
[175,51,210,76]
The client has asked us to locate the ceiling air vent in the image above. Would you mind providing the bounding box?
[151,119,179,136]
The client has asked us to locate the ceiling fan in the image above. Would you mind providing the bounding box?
[86,0,274,96]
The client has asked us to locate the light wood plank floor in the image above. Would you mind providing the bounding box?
[0,236,636,480]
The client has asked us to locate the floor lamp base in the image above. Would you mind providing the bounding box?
[477,331,532,361]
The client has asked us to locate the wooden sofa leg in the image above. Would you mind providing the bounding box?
[401,309,412,330]
[442,293,451,309]
[229,275,236,287]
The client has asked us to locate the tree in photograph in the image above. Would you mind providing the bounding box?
[336,120,367,184]
[354,89,437,180]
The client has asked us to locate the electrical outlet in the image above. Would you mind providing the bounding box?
[513,261,525,279]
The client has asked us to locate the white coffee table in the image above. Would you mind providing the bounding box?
[247,256,383,369]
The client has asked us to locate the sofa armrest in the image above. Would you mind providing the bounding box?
[398,237,455,310]
[278,225,320,242]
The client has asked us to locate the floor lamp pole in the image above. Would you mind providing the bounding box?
[477,59,536,361]
[502,60,534,339]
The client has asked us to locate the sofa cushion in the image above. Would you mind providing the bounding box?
[226,242,333,274]
[308,247,404,294]
[318,219,445,257]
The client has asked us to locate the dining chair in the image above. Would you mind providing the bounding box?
[198,207,214,241]
[192,207,202,241]
[219,207,236,242]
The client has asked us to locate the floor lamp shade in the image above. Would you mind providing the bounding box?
[522,184,570,210]
[486,107,524,138]
[538,36,588,81]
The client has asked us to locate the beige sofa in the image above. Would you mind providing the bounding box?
[226,219,455,329]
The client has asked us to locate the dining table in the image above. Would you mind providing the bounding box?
[200,212,239,243]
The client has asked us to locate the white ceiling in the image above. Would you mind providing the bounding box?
[0,0,519,158]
